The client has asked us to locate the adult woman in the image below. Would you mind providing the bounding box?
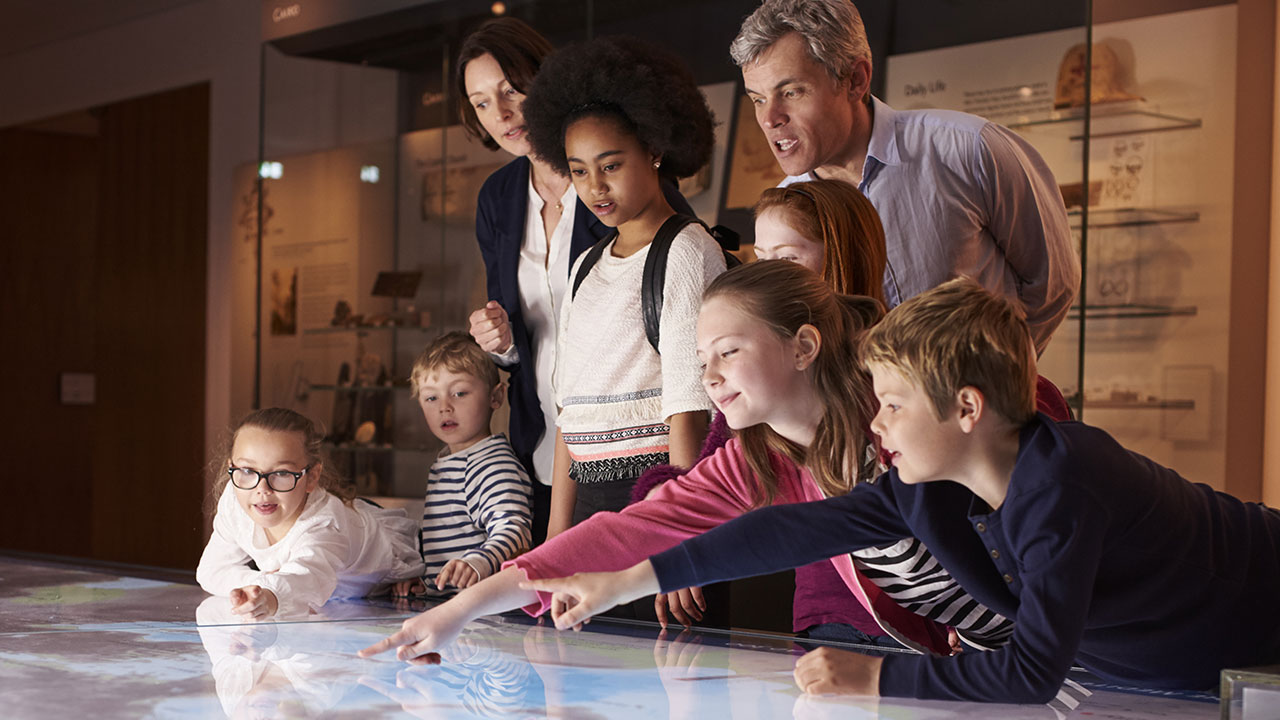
[458,19,693,544]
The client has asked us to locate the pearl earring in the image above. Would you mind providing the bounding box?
[653,160,661,169]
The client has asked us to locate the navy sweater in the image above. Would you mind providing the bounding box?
[651,414,1280,702]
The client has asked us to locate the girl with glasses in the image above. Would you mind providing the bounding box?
[196,408,424,619]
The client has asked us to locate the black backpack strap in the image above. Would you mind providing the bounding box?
[571,231,617,300]
[706,224,742,269]
[641,214,700,354]
[707,224,740,252]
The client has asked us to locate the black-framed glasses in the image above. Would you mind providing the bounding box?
[228,465,311,493]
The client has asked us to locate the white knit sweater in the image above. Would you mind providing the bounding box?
[555,223,725,483]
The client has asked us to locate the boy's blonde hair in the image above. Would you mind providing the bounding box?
[410,331,500,397]
[860,277,1037,425]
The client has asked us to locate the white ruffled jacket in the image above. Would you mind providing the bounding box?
[196,485,424,616]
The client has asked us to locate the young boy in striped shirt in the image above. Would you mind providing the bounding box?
[395,332,533,597]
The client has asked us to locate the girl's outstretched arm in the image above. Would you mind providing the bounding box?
[358,566,539,663]
[520,560,661,631]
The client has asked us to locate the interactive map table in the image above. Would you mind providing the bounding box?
[0,554,1223,718]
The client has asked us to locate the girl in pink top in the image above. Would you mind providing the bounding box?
[635,179,897,639]
[639,181,1067,634]
[361,260,962,664]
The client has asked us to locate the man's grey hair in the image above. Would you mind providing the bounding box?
[730,0,871,84]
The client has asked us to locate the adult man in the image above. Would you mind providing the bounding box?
[732,0,1079,352]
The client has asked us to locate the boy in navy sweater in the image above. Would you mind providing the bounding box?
[525,277,1280,703]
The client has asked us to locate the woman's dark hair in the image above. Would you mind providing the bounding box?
[522,36,716,180]
[455,17,555,151]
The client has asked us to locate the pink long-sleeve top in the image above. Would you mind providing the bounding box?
[503,438,951,655]
[627,412,883,636]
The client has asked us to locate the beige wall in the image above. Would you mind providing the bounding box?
[0,0,261,490]
[1266,0,1280,508]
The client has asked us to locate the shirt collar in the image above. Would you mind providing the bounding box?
[437,433,500,461]
[866,95,901,168]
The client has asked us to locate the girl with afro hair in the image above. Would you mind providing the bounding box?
[459,20,697,549]
[519,37,726,542]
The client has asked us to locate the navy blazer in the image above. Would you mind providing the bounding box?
[474,155,695,481]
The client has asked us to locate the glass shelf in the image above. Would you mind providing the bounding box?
[1006,103,1201,140]
[1067,304,1198,320]
[1068,207,1200,229]
[308,384,403,393]
[1068,395,1196,411]
[303,325,429,335]
[1084,398,1196,410]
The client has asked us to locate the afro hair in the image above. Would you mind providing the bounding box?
[522,36,716,180]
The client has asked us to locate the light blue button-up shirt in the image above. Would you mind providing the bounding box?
[783,97,1079,353]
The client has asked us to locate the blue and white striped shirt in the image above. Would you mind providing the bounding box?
[420,434,532,595]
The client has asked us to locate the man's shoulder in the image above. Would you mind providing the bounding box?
[878,102,995,164]
[886,102,990,136]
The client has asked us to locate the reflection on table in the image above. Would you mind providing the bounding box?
[0,555,1219,719]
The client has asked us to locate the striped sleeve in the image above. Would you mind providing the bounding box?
[460,438,533,577]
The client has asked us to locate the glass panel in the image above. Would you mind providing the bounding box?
[880,2,1234,487]
[256,43,415,498]
[254,2,595,499]
[1076,2,1232,488]
[252,1,1235,493]
[880,6,1089,419]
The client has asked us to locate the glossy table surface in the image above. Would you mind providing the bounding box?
[0,554,1221,718]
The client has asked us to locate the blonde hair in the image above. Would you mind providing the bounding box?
[705,261,884,505]
[860,277,1037,424]
[209,407,355,507]
[410,331,500,397]
[753,179,886,301]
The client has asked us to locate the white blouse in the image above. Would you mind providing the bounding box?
[513,178,577,485]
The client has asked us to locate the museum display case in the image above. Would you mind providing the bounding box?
[883,3,1242,488]
[243,0,754,502]
[246,0,1263,498]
